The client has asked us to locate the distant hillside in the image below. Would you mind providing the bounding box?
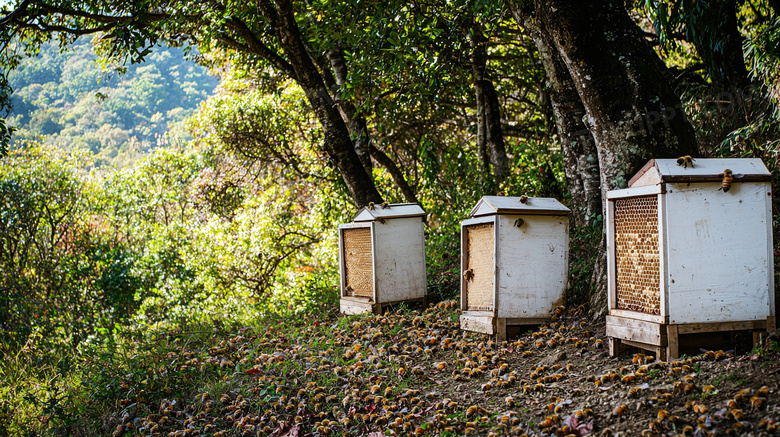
[7,37,219,167]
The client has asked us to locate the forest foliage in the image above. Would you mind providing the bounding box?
[0,0,779,434]
[6,37,218,167]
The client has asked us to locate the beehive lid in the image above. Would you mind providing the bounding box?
[629,158,770,187]
[353,202,426,222]
[469,196,570,217]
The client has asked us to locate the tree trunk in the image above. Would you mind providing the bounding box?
[530,0,697,195]
[325,47,419,204]
[516,12,601,227]
[266,0,383,208]
[326,47,374,177]
[470,22,510,191]
[691,0,750,91]
[516,0,698,315]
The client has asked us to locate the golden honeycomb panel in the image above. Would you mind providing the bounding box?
[343,227,374,298]
[614,196,661,315]
[466,223,495,311]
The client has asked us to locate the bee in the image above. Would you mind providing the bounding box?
[463,269,475,282]
[514,218,525,228]
[677,155,695,168]
[520,194,529,204]
[750,395,765,411]
[657,409,669,421]
[466,405,478,418]
[628,386,643,398]
[381,202,390,209]
[368,202,375,210]
[505,396,515,407]
[539,417,555,428]
[718,169,733,192]
[614,404,628,416]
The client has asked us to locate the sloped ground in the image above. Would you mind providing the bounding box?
[104,301,780,436]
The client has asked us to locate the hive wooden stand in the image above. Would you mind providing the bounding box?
[607,314,776,360]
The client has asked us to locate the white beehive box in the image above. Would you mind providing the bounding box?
[338,203,426,314]
[606,158,776,359]
[460,196,570,341]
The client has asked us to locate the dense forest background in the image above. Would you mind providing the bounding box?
[6,37,219,167]
[1,0,779,434]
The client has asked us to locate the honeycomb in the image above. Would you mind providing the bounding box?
[466,223,495,311]
[343,227,374,298]
[614,196,661,315]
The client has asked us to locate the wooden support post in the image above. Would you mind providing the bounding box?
[666,325,679,360]
[495,318,507,343]
[753,331,762,349]
[609,338,624,357]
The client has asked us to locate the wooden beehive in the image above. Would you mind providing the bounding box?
[460,196,570,341]
[339,203,426,314]
[606,158,776,359]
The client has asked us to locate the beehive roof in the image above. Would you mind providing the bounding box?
[629,158,770,187]
[353,202,426,222]
[469,196,570,217]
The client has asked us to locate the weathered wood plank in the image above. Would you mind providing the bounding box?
[460,314,495,335]
[496,318,507,343]
[340,299,374,315]
[609,309,667,324]
[675,319,767,334]
[606,315,666,346]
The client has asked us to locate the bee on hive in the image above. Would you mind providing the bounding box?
[677,155,695,168]
[718,169,733,192]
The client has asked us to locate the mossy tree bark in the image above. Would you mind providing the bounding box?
[512,0,698,314]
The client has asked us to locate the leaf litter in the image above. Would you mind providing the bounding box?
[105,301,780,436]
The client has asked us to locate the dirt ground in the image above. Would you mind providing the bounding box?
[113,301,780,437]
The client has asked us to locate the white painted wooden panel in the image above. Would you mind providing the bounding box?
[495,214,569,319]
[470,196,570,217]
[654,158,770,179]
[373,217,426,302]
[665,182,772,323]
[354,203,426,222]
[607,184,664,199]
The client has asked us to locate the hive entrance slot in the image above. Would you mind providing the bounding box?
[343,227,374,298]
[466,223,495,311]
[614,196,661,315]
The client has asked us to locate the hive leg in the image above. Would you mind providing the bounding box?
[608,338,625,357]
[495,318,507,343]
[666,325,679,360]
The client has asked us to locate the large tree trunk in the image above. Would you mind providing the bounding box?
[516,13,601,227]
[529,0,697,194]
[264,0,383,208]
[516,0,698,316]
[470,22,510,191]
